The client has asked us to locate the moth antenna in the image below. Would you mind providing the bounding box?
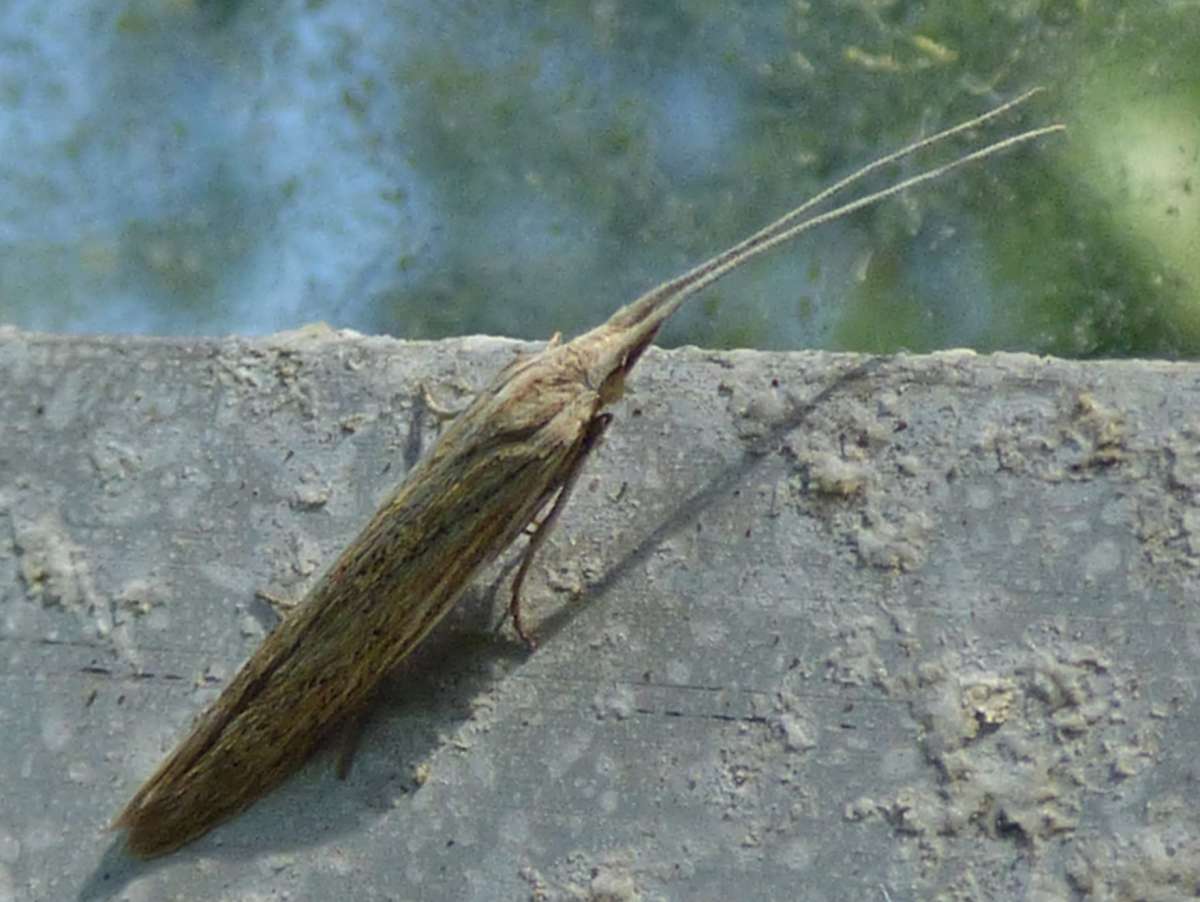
[609,89,1065,336]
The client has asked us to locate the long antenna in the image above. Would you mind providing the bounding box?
[737,87,1054,250]
[610,89,1065,334]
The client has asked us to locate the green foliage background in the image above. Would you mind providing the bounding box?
[1,1,1197,357]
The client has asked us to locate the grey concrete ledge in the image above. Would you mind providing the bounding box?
[2,324,1199,901]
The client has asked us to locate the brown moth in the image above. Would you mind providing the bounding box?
[113,89,1064,857]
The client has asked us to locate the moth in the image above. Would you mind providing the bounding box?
[113,89,1063,857]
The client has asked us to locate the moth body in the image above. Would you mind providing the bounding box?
[113,90,1063,857]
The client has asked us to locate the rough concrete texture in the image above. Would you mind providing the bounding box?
[2,324,1199,901]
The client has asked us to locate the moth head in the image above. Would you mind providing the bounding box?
[570,319,659,410]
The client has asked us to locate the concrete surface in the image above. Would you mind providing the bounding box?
[1,324,1199,901]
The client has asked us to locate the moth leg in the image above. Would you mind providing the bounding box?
[508,413,612,648]
[334,708,371,780]
[419,382,464,423]
[254,589,298,619]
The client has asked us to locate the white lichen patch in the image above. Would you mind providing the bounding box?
[1063,799,1200,900]
[783,390,938,572]
[116,579,160,617]
[853,509,931,571]
[8,513,131,661]
[519,850,645,902]
[12,515,93,613]
[88,437,142,494]
[808,454,868,498]
[592,683,637,721]
[1066,392,1126,469]
[824,617,888,690]
[874,642,1157,869]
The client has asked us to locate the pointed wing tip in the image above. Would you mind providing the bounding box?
[110,819,184,860]
[109,798,135,834]
[109,797,181,859]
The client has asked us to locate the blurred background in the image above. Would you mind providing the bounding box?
[0,0,1196,357]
